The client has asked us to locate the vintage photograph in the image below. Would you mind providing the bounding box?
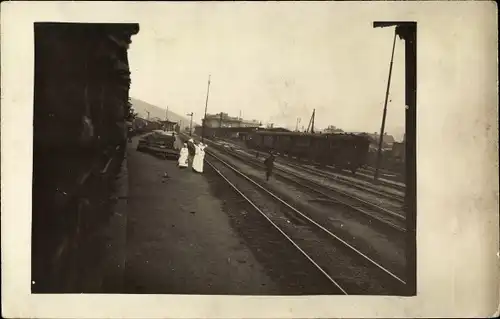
[30,10,418,296]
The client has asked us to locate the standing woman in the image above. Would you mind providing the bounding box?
[192,142,202,173]
[178,143,189,168]
[195,143,207,173]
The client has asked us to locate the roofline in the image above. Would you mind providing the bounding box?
[253,131,370,138]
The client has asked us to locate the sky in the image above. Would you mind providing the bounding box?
[128,3,406,141]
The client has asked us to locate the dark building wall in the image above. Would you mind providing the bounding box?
[33,23,139,150]
[32,23,139,292]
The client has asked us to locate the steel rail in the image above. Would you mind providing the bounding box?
[205,159,348,295]
[212,143,406,229]
[206,150,407,286]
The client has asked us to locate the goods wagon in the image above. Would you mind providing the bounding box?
[32,22,139,292]
[246,131,370,172]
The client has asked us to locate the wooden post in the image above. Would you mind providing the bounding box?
[374,29,397,182]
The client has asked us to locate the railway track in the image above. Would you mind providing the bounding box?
[279,160,405,204]
[359,166,405,184]
[209,140,403,201]
[213,137,406,194]
[207,142,406,232]
[324,164,406,192]
[205,150,407,295]
[267,154,406,195]
[272,162,406,232]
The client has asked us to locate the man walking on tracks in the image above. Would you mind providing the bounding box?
[264,152,275,181]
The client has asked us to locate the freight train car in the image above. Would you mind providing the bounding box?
[246,131,370,173]
[32,22,139,292]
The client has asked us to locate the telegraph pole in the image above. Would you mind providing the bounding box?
[187,112,193,136]
[306,109,315,133]
[164,106,169,131]
[374,21,417,296]
[311,109,316,134]
[374,28,397,182]
[201,74,211,143]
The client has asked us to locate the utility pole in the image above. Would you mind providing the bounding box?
[374,21,417,296]
[164,106,169,131]
[201,74,211,143]
[306,109,315,133]
[295,118,301,132]
[187,112,193,136]
[311,109,316,134]
[374,28,397,182]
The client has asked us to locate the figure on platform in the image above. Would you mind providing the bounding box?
[178,143,189,168]
[127,127,133,143]
[192,143,205,173]
[173,133,183,152]
[187,138,196,168]
[200,143,207,171]
[264,152,275,181]
[193,143,207,173]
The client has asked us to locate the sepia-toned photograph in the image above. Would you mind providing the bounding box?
[31,10,416,296]
[2,1,498,318]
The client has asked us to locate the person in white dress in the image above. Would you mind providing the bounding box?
[193,143,206,173]
[192,143,203,173]
[178,143,189,168]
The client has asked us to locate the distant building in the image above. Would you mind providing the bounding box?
[323,125,344,134]
[366,132,396,148]
[159,120,177,132]
[203,112,261,128]
[132,117,164,132]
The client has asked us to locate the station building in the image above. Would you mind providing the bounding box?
[194,112,262,139]
[202,112,261,128]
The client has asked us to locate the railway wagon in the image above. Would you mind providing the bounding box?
[246,131,370,172]
[325,133,371,172]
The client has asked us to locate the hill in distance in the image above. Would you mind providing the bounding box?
[130,97,199,130]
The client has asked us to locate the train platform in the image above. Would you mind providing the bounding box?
[56,133,342,294]
[116,136,282,294]
[127,134,343,295]
[54,134,344,294]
